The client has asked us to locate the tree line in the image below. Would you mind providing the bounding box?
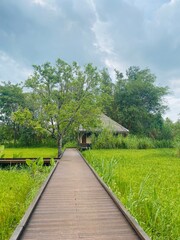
[0,58,179,155]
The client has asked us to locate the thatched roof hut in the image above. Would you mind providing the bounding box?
[78,113,129,149]
[100,113,129,133]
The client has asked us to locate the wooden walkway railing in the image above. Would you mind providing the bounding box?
[10,148,150,240]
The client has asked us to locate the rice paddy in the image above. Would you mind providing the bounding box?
[83,148,180,240]
[0,165,53,240]
[2,147,58,158]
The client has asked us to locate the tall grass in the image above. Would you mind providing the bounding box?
[83,149,180,240]
[91,131,174,149]
[0,165,52,240]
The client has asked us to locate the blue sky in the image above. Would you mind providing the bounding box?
[0,0,179,121]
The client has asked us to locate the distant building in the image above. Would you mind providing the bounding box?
[78,113,129,149]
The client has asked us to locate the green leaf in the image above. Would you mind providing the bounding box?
[26,159,33,167]
[50,158,55,166]
[36,157,44,167]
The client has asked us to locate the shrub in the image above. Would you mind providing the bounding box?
[91,131,174,150]
[91,130,117,149]
[137,137,154,149]
[175,141,180,157]
[0,145,5,158]
[154,140,174,148]
[63,141,78,149]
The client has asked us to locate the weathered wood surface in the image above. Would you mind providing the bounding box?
[16,148,149,240]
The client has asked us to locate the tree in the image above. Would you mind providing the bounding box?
[98,68,114,116]
[113,66,169,136]
[0,82,25,144]
[13,59,101,156]
[0,82,25,123]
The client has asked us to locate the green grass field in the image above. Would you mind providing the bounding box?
[2,147,58,158]
[0,166,52,240]
[83,149,180,240]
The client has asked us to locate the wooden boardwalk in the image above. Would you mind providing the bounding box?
[12,149,150,240]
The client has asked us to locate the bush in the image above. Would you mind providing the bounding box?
[137,137,154,149]
[0,145,5,158]
[123,135,139,149]
[63,141,78,149]
[91,130,174,150]
[175,141,180,157]
[154,140,174,148]
[91,130,117,149]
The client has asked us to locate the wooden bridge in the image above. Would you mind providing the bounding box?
[11,148,150,240]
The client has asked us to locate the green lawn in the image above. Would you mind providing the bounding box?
[2,147,58,158]
[83,149,180,240]
[0,166,52,240]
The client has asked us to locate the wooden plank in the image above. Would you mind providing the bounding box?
[10,149,150,240]
[80,151,151,240]
[10,161,59,240]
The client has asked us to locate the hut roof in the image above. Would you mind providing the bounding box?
[79,113,129,133]
[100,114,129,133]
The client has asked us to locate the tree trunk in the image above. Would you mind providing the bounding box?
[57,135,63,158]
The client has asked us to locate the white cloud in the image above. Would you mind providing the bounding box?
[0,51,32,84]
[87,0,114,55]
[164,95,180,122]
[0,0,180,121]
[169,78,180,95]
[86,0,126,75]
[33,0,46,6]
[169,0,177,5]
[92,22,114,55]
[32,0,57,11]
[104,58,128,80]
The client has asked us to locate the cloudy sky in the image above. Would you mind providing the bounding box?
[0,0,180,121]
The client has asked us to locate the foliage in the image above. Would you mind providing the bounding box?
[176,141,180,158]
[0,82,25,144]
[113,67,169,136]
[0,82,25,124]
[12,108,48,146]
[0,166,52,240]
[83,149,180,240]
[50,158,55,166]
[26,157,55,176]
[91,130,117,149]
[26,157,44,176]
[0,61,176,147]
[0,145,5,158]
[91,131,173,149]
[98,68,114,115]
[13,59,101,156]
[63,141,78,150]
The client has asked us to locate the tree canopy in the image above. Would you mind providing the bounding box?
[0,82,25,144]
[0,59,174,152]
[0,82,25,124]
[13,59,101,156]
[112,66,169,136]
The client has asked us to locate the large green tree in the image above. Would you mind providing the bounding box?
[113,66,169,136]
[0,82,25,144]
[0,82,25,123]
[13,59,101,156]
[98,68,114,116]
